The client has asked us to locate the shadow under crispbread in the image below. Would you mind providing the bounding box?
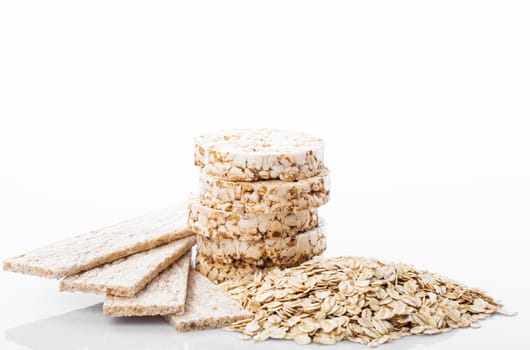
[4,303,240,350]
[4,302,468,350]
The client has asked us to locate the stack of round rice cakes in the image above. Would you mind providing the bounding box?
[190,129,330,283]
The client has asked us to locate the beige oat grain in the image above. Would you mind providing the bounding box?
[223,256,512,347]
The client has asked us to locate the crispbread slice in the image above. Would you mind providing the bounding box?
[3,206,192,279]
[60,236,195,297]
[164,270,252,331]
[103,252,192,316]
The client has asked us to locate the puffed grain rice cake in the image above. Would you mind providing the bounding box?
[199,169,330,214]
[195,253,271,284]
[194,129,325,181]
[195,225,326,267]
[188,197,319,240]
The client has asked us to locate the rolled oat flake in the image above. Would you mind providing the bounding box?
[223,256,516,347]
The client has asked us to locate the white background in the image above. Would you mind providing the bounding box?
[1,1,529,349]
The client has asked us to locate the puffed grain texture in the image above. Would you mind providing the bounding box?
[195,225,326,267]
[188,197,318,240]
[195,253,270,284]
[199,170,330,214]
[194,129,325,181]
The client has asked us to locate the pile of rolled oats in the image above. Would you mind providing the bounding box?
[190,129,330,283]
[223,256,513,347]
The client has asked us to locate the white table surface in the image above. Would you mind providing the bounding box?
[1,1,529,349]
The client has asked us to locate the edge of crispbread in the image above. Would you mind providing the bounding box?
[163,270,252,331]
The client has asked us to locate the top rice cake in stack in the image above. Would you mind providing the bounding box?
[192,129,329,284]
[194,129,325,182]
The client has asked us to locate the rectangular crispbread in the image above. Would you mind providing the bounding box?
[164,270,252,331]
[3,206,191,278]
[60,236,195,297]
[103,252,192,316]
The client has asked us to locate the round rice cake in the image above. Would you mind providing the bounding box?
[188,198,319,240]
[195,253,270,284]
[195,225,326,267]
[199,170,330,214]
[194,129,325,181]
